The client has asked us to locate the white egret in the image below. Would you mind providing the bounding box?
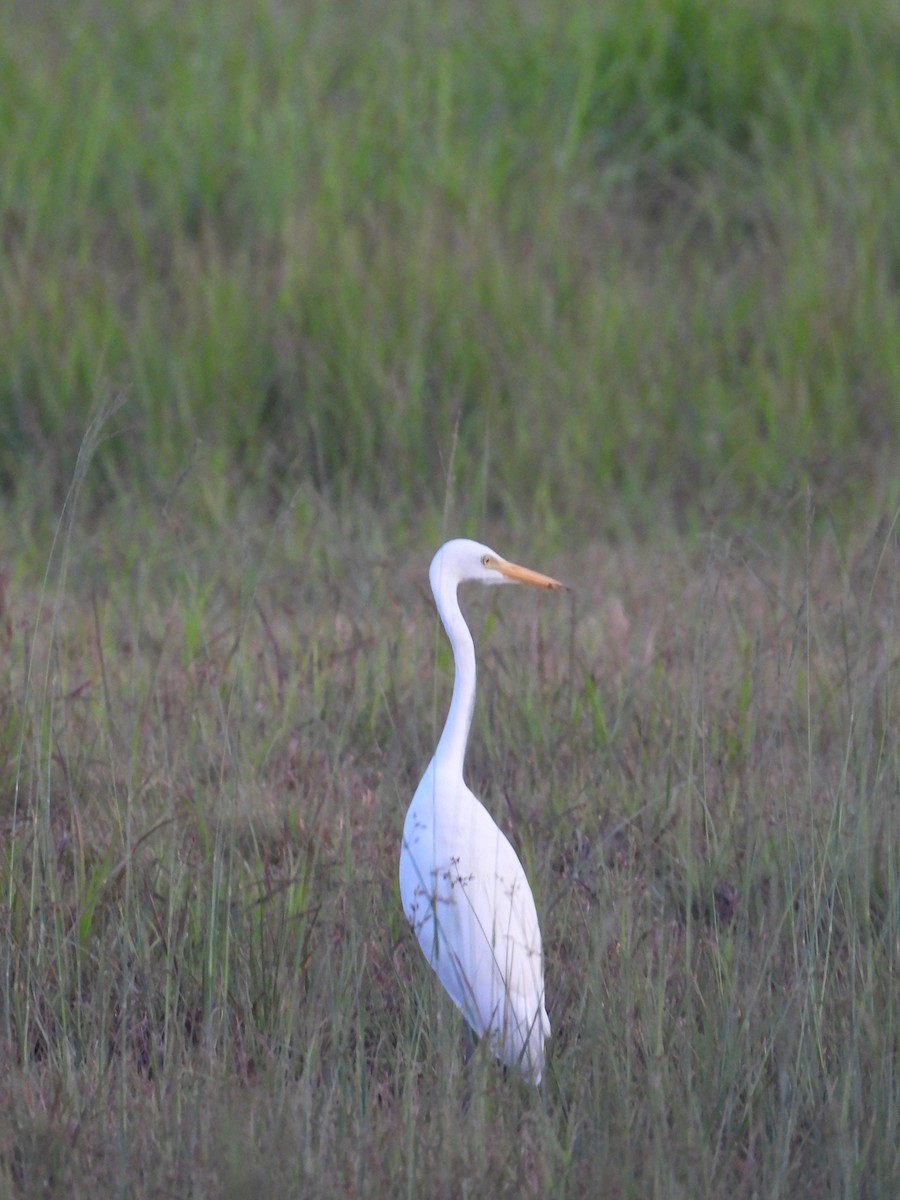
[399,538,564,1084]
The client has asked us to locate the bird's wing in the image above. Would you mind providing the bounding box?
[399,773,548,1077]
[446,802,548,1080]
[433,795,546,1022]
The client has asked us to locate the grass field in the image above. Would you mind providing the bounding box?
[2,0,900,1196]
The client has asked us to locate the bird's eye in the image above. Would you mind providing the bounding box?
[481,554,492,567]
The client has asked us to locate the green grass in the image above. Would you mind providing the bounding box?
[2,0,899,529]
[1,455,898,1196]
[1,0,900,1194]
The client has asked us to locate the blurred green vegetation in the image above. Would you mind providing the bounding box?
[2,5,900,1191]
[2,0,899,534]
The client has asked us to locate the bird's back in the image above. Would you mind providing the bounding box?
[399,760,550,1082]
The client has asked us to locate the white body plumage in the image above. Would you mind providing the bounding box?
[399,539,563,1083]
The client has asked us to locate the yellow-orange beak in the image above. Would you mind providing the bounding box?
[494,558,567,590]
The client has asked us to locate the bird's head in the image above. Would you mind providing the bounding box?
[430,538,566,594]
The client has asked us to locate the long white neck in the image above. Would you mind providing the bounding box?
[433,580,477,784]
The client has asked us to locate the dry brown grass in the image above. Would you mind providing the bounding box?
[1,496,898,1196]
